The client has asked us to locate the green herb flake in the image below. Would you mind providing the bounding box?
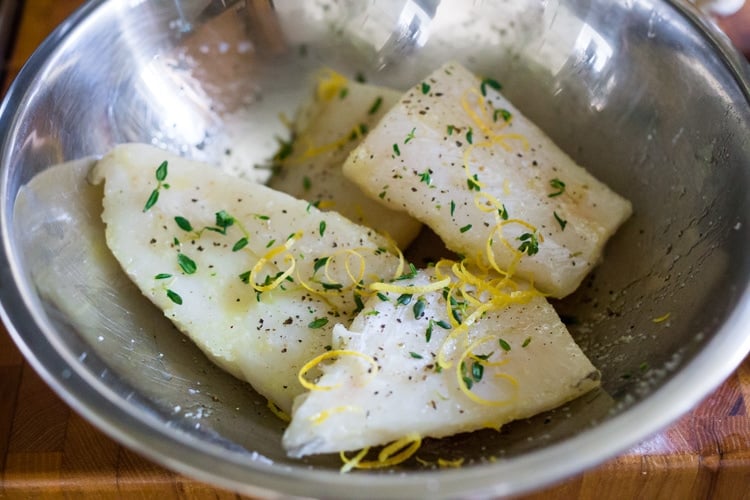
[467,174,481,191]
[413,298,426,319]
[466,128,473,145]
[232,237,249,252]
[498,204,509,220]
[353,293,365,313]
[321,282,342,290]
[548,178,566,197]
[174,216,193,232]
[471,361,484,382]
[308,317,329,329]
[522,337,531,348]
[214,210,234,233]
[143,189,159,212]
[396,293,413,306]
[339,87,349,99]
[409,352,423,359]
[498,338,511,351]
[435,319,451,330]
[553,211,568,231]
[166,289,183,305]
[265,239,276,248]
[421,82,431,94]
[313,257,329,273]
[376,292,389,301]
[459,224,472,233]
[404,127,416,144]
[177,253,197,275]
[447,124,455,135]
[319,220,327,237]
[419,170,432,185]
[392,143,401,156]
[302,176,312,191]
[154,273,172,280]
[517,232,539,257]
[239,271,251,284]
[425,320,434,342]
[493,108,512,123]
[368,96,383,115]
[450,200,456,217]
[480,77,502,96]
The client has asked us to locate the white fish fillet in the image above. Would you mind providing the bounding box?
[89,143,401,412]
[343,62,632,298]
[268,70,422,248]
[283,265,600,457]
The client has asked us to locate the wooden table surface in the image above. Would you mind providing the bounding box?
[1,1,749,499]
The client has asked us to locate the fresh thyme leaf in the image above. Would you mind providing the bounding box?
[392,143,401,156]
[447,124,455,135]
[421,82,431,94]
[177,253,197,274]
[460,224,472,233]
[396,293,413,306]
[498,204,509,220]
[143,189,159,212]
[404,127,416,144]
[302,176,312,191]
[450,200,456,216]
[308,317,329,329]
[498,338,511,351]
[232,237,248,252]
[553,211,568,230]
[480,77,502,96]
[426,320,434,342]
[548,178,566,197]
[319,220,327,237]
[313,256,329,273]
[368,96,383,115]
[166,289,182,305]
[517,232,539,256]
[155,161,168,181]
[413,298,426,319]
[466,128,473,145]
[174,216,193,232]
[435,319,451,330]
[154,273,172,280]
[467,174,481,191]
[471,361,484,382]
[522,337,532,348]
[409,352,423,359]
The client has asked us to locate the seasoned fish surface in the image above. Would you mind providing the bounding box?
[269,70,422,248]
[343,62,632,298]
[89,143,400,412]
[283,266,600,457]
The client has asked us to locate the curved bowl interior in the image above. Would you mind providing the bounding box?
[1,0,750,498]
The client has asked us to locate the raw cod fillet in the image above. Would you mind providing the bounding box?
[283,265,600,457]
[268,69,422,248]
[89,143,401,412]
[342,62,632,298]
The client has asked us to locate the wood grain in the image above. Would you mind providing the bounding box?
[1,1,749,499]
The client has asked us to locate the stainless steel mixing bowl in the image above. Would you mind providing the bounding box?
[1,0,749,497]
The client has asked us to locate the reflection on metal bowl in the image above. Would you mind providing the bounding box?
[0,1,749,498]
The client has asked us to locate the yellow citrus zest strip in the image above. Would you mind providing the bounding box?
[652,312,671,323]
[340,447,369,473]
[368,277,451,295]
[249,232,302,292]
[456,336,519,407]
[298,349,378,391]
[323,249,367,288]
[309,405,363,425]
[438,457,465,468]
[316,69,348,102]
[340,434,422,471]
[266,399,290,422]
